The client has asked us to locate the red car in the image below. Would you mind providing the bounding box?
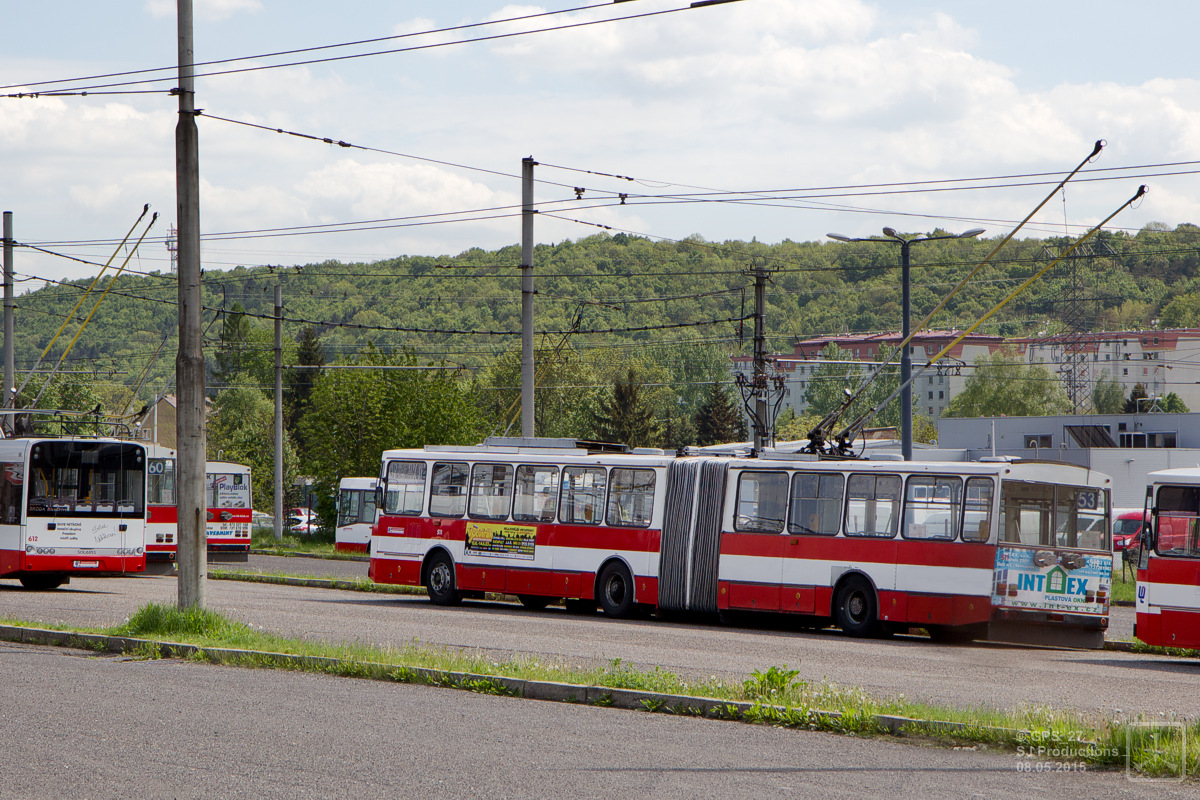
[1112,508,1148,551]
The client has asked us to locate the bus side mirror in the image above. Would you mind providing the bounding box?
[375,484,385,511]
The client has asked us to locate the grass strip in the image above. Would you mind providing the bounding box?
[1,603,1196,779]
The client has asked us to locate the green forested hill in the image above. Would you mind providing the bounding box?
[14,223,1200,410]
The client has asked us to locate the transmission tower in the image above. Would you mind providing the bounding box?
[1035,241,1115,413]
[165,224,178,274]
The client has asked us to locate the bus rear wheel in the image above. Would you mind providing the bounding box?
[597,562,638,619]
[833,577,880,637]
[19,574,66,591]
[425,552,462,606]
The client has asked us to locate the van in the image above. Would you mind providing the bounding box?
[1112,507,1148,551]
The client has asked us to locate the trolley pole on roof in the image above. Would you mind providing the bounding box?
[175,0,207,608]
[520,157,536,437]
[3,211,14,434]
[274,284,283,542]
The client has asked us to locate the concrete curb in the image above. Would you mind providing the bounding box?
[0,622,1023,741]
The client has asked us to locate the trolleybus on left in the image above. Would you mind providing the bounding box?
[0,437,147,589]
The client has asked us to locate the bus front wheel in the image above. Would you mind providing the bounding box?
[425,553,462,606]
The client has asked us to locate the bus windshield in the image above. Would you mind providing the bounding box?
[338,488,377,526]
[207,472,251,509]
[26,441,145,518]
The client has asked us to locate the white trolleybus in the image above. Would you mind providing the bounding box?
[204,461,253,561]
[142,455,253,562]
[1134,468,1200,649]
[336,477,377,553]
[368,438,1114,648]
[0,437,147,589]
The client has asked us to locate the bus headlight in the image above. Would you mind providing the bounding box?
[25,545,34,553]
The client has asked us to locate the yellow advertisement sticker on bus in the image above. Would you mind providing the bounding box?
[464,522,536,560]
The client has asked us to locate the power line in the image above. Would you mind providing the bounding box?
[2,2,723,96]
[0,2,622,92]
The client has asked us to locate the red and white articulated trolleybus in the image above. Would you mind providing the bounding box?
[144,443,178,566]
[1135,468,1200,649]
[0,437,147,590]
[336,477,377,553]
[369,438,1113,648]
[205,461,253,561]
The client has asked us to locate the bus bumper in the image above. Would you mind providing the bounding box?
[987,608,1107,649]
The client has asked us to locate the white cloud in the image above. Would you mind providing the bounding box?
[145,0,263,22]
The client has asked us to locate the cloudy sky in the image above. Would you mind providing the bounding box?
[2,0,1197,286]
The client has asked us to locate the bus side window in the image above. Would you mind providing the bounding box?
[429,462,469,517]
[385,460,427,516]
[469,463,513,521]
[902,475,961,541]
[0,461,22,525]
[960,477,994,543]
[734,471,788,533]
[560,466,606,526]
[787,472,842,536]
[844,473,900,538]
[513,465,559,523]
[607,468,656,528]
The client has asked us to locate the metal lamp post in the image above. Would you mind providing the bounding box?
[826,227,986,460]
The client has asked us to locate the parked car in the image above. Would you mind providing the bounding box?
[1112,508,1149,551]
[287,507,316,535]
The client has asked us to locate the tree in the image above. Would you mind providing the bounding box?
[592,368,660,448]
[212,303,254,389]
[693,382,745,446]
[801,343,916,434]
[1162,392,1189,413]
[19,375,107,436]
[1123,383,1150,413]
[661,414,696,453]
[1092,374,1125,414]
[478,346,604,440]
[943,351,1071,418]
[285,325,325,433]
[297,348,483,497]
[207,382,299,514]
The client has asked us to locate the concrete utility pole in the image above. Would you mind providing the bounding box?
[3,211,14,434]
[175,0,207,608]
[274,284,283,542]
[520,157,536,437]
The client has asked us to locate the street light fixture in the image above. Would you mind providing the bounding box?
[826,226,986,460]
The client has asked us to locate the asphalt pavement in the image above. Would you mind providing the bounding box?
[1,639,1194,800]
